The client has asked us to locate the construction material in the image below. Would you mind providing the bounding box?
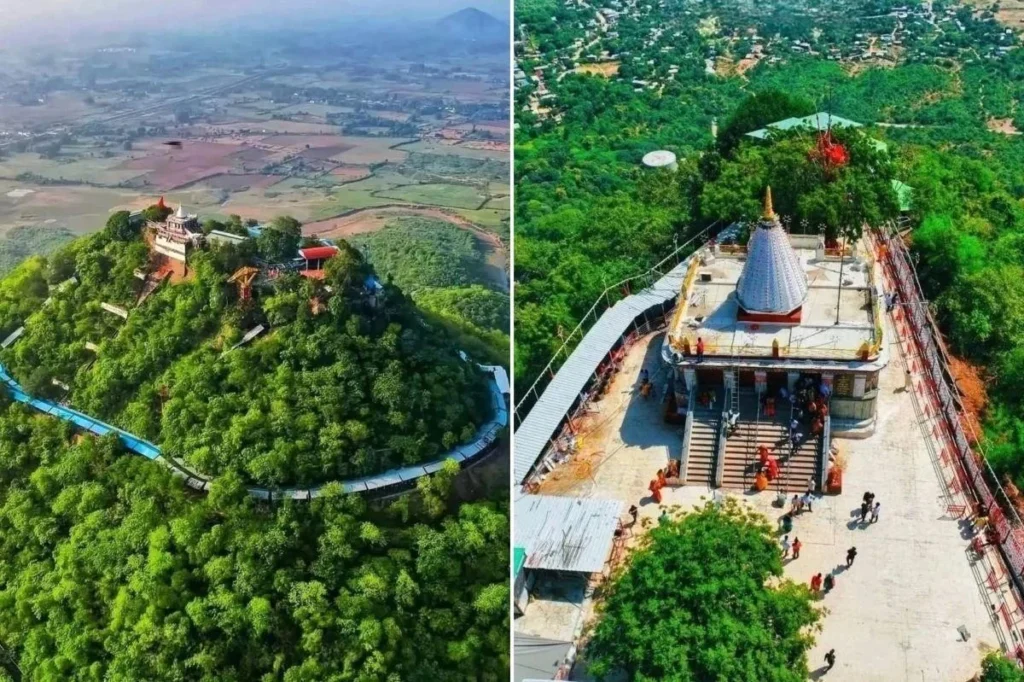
[1,326,24,349]
[100,302,129,319]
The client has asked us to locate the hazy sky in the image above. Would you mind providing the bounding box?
[0,0,508,45]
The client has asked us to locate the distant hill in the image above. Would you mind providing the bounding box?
[438,7,508,42]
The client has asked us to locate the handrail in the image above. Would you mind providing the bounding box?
[680,385,696,483]
[780,389,796,496]
[748,392,761,491]
[820,413,832,493]
[0,361,508,501]
[667,335,880,362]
[877,224,1024,529]
[514,223,719,418]
[714,386,731,488]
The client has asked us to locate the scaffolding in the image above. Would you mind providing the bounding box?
[228,266,260,301]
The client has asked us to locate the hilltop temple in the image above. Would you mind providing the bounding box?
[662,187,888,431]
[148,204,204,278]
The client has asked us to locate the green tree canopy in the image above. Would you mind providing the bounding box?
[587,501,820,682]
[980,652,1024,682]
[104,210,137,242]
[717,89,816,155]
[257,216,303,263]
[701,129,899,241]
[142,203,173,223]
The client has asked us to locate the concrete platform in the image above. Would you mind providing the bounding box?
[533,315,1003,680]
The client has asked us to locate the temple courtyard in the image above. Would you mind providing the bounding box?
[536,311,1007,681]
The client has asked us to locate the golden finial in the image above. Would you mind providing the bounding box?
[762,186,776,219]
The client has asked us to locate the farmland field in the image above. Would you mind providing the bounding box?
[398,140,510,161]
[0,153,142,186]
[0,44,509,274]
[200,121,343,135]
[375,182,489,209]
[198,174,284,191]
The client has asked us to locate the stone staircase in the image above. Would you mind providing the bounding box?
[684,404,719,487]
[737,420,820,493]
[682,390,822,493]
[721,417,760,490]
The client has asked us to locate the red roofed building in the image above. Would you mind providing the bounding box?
[299,245,339,274]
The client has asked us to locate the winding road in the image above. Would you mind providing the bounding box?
[0,362,508,501]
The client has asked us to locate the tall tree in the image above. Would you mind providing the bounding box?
[587,500,820,682]
[257,216,303,263]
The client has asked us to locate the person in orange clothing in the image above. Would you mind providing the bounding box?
[765,456,780,481]
[696,337,705,362]
[810,573,823,593]
[758,444,771,466]
[649,478,662,504]
[657,468,667,489]
[754,470,768,491]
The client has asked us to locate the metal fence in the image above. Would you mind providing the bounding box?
[514,224,717,423]
[877,225,1024,653]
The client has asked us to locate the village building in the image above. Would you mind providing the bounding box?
[298,244,340,280]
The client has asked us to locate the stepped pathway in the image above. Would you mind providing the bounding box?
[680,389,820,493]
[683,396,721,487]
[0,361,507,501]
[758,419,820,493]
[720,392,762,490]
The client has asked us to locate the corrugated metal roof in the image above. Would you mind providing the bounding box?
[746,112,864,139]
[515,494,622,573]
[513,258,692,484]
[514,635,574,682]
[298,245,339,260]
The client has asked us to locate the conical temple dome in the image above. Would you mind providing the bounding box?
[735,187,808,315]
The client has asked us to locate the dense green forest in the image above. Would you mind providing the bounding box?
[515,0,1024,493]
[0,210,510,679]
[0,408,509,681]
[352,218,491,292]
[353,217,510,364]
[0,214,493,487]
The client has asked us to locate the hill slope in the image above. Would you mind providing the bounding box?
[0,215,493,487]
[438,7,508,41]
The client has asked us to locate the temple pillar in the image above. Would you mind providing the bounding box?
[853,374,867,398]
[682,367,697,391]
[754,371,767,395]
[787,371,800,393]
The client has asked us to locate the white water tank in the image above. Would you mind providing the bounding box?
[642,150,678,171]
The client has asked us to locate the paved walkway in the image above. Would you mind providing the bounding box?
[542,327,1002,681]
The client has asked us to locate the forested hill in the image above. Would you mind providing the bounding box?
[0,211,493,488]
[0,212,510,680]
